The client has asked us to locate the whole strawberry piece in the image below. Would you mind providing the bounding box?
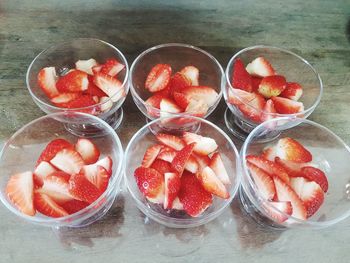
[231,58,252,92]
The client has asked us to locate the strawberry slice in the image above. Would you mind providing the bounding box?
[6,171,35,216]
[81,165,110,192]
[157,149,177,163]
[184,155,199,174]
[180,66,199,86]
[280,82,303,101]
[247,163,275,200]
[159,98,182,117]
[86,76,108,97]
[168,72,191,96]
[156,133,185,151]
[145,93,166,109]
[183,132,218,156]
[171,143,195,176]
[164,172,181,209]
[37,67,59,98]
[64,95,97,111]
[209,152,230,185]
[34,192,68,218]
[271,97,304,114]
[173,92,190,109]
[197,166,229,199]
[263,201,293,223]
[69,172,103,204]
[49,171,71,181]
[142,144,163,168]
[145,64,172,92]
[50,93,82,107]
[300,166,328,193]
[261,146,277,161]
[93,72,125,102]
[193,153,210,172]
[275,157,305,177]
[290,177,324,218]
[99,96,113,112]
[75,138,100,165]
[172,197,184,210]
[36,139,74,166]
[227,88,255,106]
[258,75,286,98]
[237,92,266,123]
[246,57,275,77]
[273,176,307,220]
[178,172,212,217]
[150,159,172,175]
[252,77,262,92]
[181,86,219,108]
[34,161,57,186]
[37,175,73,204]
[231,58,252,92]
[100,58,125,77]
[92,65,102,74]
[60,199,89,214]
[261,99,277,122]
[95,156,113,175]
[75,58,98,75]
[50,148,85,175]
[56,70,89,93]
[185,99,209,117]
[134,167,164,200]
[246,155,290,184]
[276,137,312,163]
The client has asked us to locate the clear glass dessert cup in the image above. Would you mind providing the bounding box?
[0,112,124,228]
[26,38,129,135]
[129,43,224,124]
[240,117,350,229]
[124,115,241,228]
[224,45,323,142]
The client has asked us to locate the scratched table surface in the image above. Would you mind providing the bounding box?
[1,0,350,262]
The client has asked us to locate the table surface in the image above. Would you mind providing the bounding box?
[1,0,350,262]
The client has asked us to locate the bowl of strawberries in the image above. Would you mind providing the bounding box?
[124,115,241,228]
[0,112,123,227]
[26,38,129,134]
[129,43,224,122]
[224,45,323,142]
[240,117,350,228]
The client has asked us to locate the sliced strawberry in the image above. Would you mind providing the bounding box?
[246,57,275,77]
[145,64,172,92]
[95,156,113,175]
[261,99,277,122]
[276,137,312,163]
[184,155,199,174]
[6,171,35,216]
[49,171,71,182]
[100,58,125,77]
[173,92,190,109]
[36,139,74,166]
[156,133,185,151]
[81,165,110,192]
[237,92,266,123]
[247,163,275,200]
[150,159,172,175]
[185,99,209,117]
[290,177,324,218]
[251,77,263,92]
[142,144,163,168]
[258,75,286,98]
[178,172,212,217]
[273,176,307,220]
[56,70,89,93]
[38,175,73,204]
[263,201,293,223]
[75,58,98,75]
[50,148,85,175]
[275,157,304,177]
[261,146,277,161]
[60,199,89,214]
[37,67,59,98]
[271,97,304,114]
[145,93,166,109]
[34,161,57,186]
[93,72,125,102]
[193,153,210,172]
[134,167,164,199]
[209,152,230,185]
[75,138,100,165]
[172,197,184,210]
[280,82,303,101]
[50,93,81,107]
[92,65,102,74]
[181,86,219,108]
[231,58,252,92]
[197,166,229,199]
[69,172,103,204]
[183,132,218,155]
[99,96,113,112]
[34,192,68,218]
[171,143,195,176]
[227,88,255,106]
[159,98,182,117]
[164,172,181,209]
[157,149,177,163]
[86,75,108,97]
[64,95,97,111]
[180,66,199,86]
[168,72,191,96]
[300,166,328,193]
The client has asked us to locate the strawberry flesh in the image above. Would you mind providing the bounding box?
[164,172,181,209]
[258,75,286,98]
[145,64,172,92]
[69,172,103,204]
[247,162,276,200]
[171,143,195,176]
[276,137,312,163]
[56,70,89,93]
[231,58,252,92]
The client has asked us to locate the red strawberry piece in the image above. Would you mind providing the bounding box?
[164,172,181,209]
[246,57,275,77]
[92,64,102,74]
[81,165,110,192]
[178,172,212,217]
[60,199,89,214]
[157,149,177,163]
[75,58,98,75]
[246,155,290,184]
[34,161,57,186]
[142,144,163,168]
[261,146,277,161]
[75,138,100,165]
[50,92,81,107]
[99,96,113,112]
[69,172,103,204]
[56,70,89,93]
[181,86,219,108]
[273,176,307,220]
[64,95,97,111]
[172,197,184,210]
[261,99,277,122]
[150,159,172,175]
[275,137,312,163]
[263,201,293,223]
[209,152,230,185]
[38,175,74,204]
[247,163,275,200]
[252,77,263,92]
[227,87,255,106]
[180,66,199,86]
[34,192,68,218]
[300,166,328,193]
[173,92,190,109]
[37,67,59,98]
[237,92,266,123]
[231,58,252,92]
[50,148,85,175]
[100,58,125,77]
[183,132,218,155]
[280,82,303,101]
[271,96,304,114]
[145,93,166,109]
[159,98,182,117]
[6,171,35,216]
[36,139,74,166]
[258,75,286,98]
[168,72,191,96]
[290,177,324,218]
[134,167,164,200]
[193,153,210,172]
[145,64,172,92]
[185,99,209,117]
[49,171,71,182]
[95,156,113,175]
[184,155,199,174]
[86,75,108,97]
[275,157,304,177]
[94,72,125,102]
[156,133,185,151]
[171,143,195,176]
[197,166,229,199]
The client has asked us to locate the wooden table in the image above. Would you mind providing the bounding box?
[1,0,350,262]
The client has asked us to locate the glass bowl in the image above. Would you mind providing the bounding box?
[240,117,350,229]
[124,115,241,228]
[129,43,224,123]
[0,112,124,228]
[26,38,129,134]
[224,45,323,142]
